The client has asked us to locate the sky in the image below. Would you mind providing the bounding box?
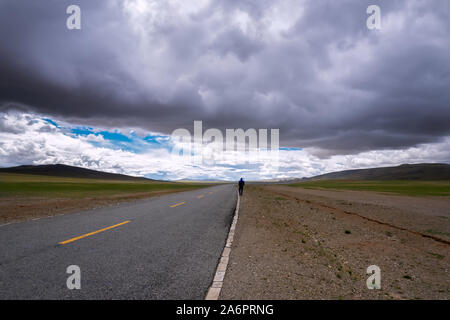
[0,0,449,180]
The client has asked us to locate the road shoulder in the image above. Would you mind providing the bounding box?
[220,185,449,299]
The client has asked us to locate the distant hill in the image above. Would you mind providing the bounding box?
[0,164,154,181]
[306,163,450,181]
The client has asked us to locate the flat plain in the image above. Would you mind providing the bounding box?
[288,180,450,196]
[0,173,209,223]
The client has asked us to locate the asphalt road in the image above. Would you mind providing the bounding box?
[0,184,237,299]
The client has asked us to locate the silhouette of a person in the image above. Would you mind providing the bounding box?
[238,177,245,196]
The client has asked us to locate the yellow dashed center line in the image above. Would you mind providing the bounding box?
[170,201,185,208]
[59,220,131,245]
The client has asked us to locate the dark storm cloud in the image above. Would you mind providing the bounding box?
[1,0,450,156]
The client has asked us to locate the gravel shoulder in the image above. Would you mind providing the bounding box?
[220,185,449,300]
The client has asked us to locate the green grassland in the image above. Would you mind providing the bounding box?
[288,180,450,196]
[0,173,210,199]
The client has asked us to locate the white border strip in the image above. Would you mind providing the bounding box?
[205,191,240,300]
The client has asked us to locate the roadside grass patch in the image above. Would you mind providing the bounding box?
[0,173,210,199]
[288,180,450,196]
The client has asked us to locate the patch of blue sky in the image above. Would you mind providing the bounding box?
[71,128,132,143]
[71,127,95,136]
[279,147,302,151]
[98,131,132,142]
[143,134,170,145]
[42,118,60,128]
[70,126,172,154]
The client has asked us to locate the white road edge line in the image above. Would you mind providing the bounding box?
[205,190,240,300]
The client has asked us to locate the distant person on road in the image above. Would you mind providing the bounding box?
[238,178,245,196]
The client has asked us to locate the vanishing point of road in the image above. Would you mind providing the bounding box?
[0,184,237,299]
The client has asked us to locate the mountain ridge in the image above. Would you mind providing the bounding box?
[0,164,153,181]
[304,163,450,181]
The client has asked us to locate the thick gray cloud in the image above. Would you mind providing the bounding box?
[1,0,450,157]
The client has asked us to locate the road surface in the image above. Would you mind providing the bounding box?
[0,184,236,299]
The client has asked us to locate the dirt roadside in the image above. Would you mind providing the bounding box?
[220,185,449,300]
